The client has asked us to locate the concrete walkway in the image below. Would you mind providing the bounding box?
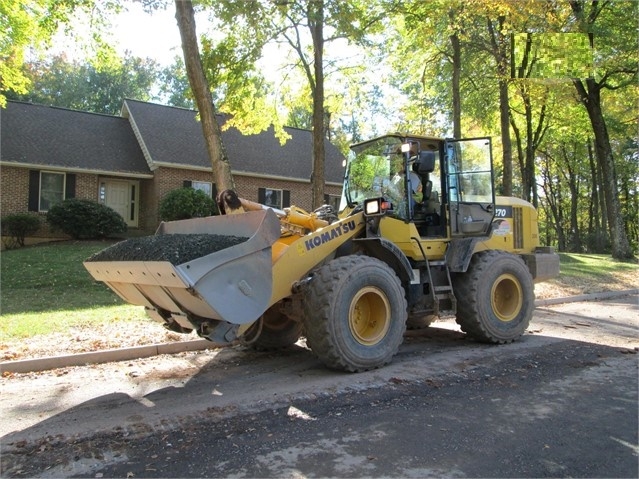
[2,289,637,375]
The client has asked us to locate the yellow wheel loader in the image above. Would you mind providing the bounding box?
[85,134,559,372]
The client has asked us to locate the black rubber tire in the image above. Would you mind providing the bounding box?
[302,255,407,372]
[406,313,437,330]
[247,305,303,350]
[452,250,534,343]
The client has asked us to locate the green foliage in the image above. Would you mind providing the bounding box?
[0,0,120,107]
[10,53,161,114]
[159,187,217,221]
[46,199,127,239]
[1,213,42,248]
[158,56,195,109]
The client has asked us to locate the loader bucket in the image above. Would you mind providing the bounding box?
[84,209,281,326]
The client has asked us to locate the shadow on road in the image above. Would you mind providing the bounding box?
[2,297,638,477]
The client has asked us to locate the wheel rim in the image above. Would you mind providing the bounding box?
[348,286,391,345]
[491,273,523,322]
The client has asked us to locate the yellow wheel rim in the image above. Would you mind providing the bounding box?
[491,273,523,322]
[349,287,391,346]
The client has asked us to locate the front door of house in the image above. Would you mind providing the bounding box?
[104,180,138,227]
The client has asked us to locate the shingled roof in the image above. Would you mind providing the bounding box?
[1,101,151,176]
[123,99,345,184]
[1,99,345,184]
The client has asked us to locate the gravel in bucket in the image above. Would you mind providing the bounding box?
[86,234,248,265]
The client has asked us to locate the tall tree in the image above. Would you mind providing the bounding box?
[174,0,234,191]
[0,0,117,106]
[208,0,382,209]
[272,0,382,208]
[569,0,636,259]
[485,14,514,196]
[277,0,329,208]
[509,34,553,206]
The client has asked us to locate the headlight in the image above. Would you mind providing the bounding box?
[365,199,381,215]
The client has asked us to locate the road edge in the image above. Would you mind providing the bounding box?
[2,290,637,374]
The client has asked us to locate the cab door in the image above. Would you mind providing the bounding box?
[445,138,495,237]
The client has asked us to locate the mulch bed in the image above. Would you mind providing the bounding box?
[86,234,248,265]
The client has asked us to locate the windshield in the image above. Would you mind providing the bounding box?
[340,136,405,211]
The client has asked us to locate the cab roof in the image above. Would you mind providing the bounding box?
[350,133,446,152]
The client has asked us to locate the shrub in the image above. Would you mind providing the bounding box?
[159,187,217,222]
[1,213,41,248]
[46,199,127,239]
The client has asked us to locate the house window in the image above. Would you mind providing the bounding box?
[192,181,213,197]
[258,187,290,209]
[324,194,340,211]
[39,172,65,212]
[265,189,282,208]
[29,170,75,212]
[183,180,216,199]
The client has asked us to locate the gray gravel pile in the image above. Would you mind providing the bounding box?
[86,234,248,265]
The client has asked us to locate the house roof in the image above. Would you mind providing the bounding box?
[1,101,151,177]
[1,99,345,184]
[123,99,345,184]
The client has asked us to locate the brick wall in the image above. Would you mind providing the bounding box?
[1,164,344,241]
[0,167,101,240]
[148,167,342,230]
[1,166,29,216]
[234,174,341,212]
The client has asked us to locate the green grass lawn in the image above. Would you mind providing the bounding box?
[1,241,147,340]
[556,252,638,290]
[1,242,637,342]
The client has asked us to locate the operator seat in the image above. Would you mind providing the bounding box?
[416,151,436,175]
[414,151,441,235]
[413,150,436,202]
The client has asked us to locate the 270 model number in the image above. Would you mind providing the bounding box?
[494,206,512,218]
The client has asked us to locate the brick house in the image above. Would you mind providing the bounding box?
[0,99,345,242]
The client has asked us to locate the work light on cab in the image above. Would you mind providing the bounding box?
[364,198,390,216]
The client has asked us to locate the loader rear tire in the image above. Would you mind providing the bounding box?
[453,251,533,343]
[246,306,303,350]
[303,256,407,372]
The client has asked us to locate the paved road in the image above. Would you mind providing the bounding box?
[1,296,637,478]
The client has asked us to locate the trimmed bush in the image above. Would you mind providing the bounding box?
[1,213,41,248]
[46,199,127,239]
[159,187,217,222]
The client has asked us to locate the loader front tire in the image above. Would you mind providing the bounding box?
[453,251,534,343]
[303,256,407,372]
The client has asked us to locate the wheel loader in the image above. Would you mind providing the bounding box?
[84,134,559,372]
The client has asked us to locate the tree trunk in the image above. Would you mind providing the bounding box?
[449,9,461,139]
[309,1,325,210]
[587,140,606,252]
[487,16,513,196]
[541,154,565,251]
[574,78,633,259]
[563,146,582,253]
[174,0,234,191]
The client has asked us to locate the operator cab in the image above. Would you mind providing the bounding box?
[341,134,496,239]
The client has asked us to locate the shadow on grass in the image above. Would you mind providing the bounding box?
[1,241,123,316]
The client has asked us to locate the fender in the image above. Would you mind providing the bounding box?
[353,237,414,284]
